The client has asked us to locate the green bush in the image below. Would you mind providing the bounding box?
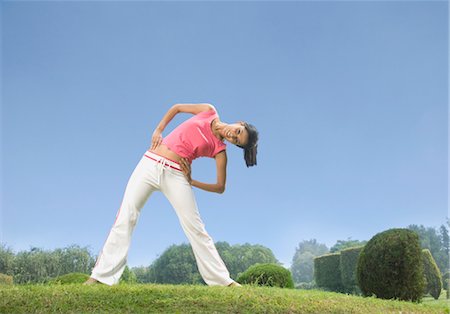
[447,278,449,299]
[48,272,89,284]
[441,271,450,299]
[0,273,13,285]
[314,253,344,292]
[237,263,294,288]
[357,228,425,302]
[422,249,442,300]
[340,246,364,294]
[442,271,450,286]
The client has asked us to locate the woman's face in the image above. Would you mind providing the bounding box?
[223,122,249,147]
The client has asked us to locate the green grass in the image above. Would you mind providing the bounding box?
[0,284,449,313]
[423,290,450,310]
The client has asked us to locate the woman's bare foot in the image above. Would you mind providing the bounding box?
[83,277,99,285]
[228,281,242,287]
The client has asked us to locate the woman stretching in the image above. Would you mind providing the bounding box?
[84,103,258,287]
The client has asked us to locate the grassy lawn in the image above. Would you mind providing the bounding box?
[422,290,450,311]
[0,284,449,313]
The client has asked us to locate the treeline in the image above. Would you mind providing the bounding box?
[1,222,447,286]
[290,223,449,287]
[0,242,278,285]
[0,245,95,284]
[133,242,278,284]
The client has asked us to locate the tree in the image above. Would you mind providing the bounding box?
[0,243,15,276]
[120,266,137,284]
[5,244,95,284]
[13,247,60,284]
[330,238,367,253]
[53,245,96,275]
[220,242,279,279]
[146,242,278,284]
[132,266,152,283]
[408,225,441,254]
[148,243,201,284]
[290,239,328,284]
[291,251,315,283]
[408,224,448,276]
[439,224,449,269]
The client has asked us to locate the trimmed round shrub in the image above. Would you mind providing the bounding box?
[314,253,344,292]
[422,249,442,300]
[237,263,294,288]
[49,272,89,284]
[0,273,13,285]
[357,228,425,302]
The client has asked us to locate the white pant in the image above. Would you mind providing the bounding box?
[91,151,234,286]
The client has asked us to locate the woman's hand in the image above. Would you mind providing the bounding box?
[180,158,192,184]
[151,128,163,150]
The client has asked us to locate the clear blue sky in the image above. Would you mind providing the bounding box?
[2,1,448,269]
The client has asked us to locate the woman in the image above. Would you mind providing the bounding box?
[84,103,258,287]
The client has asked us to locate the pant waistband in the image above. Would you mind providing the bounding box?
[144,151,182,171]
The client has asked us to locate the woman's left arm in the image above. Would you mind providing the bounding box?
[179,151,227,194]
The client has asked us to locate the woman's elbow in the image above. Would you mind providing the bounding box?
[217,184,225,194]
[171,104,181,113]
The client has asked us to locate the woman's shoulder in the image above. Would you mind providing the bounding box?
[201,104,218,114]
[196,104,219,118]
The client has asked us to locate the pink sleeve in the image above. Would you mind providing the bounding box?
[213,143,226,156]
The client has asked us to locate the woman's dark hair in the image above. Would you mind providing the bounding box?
[238,122,258,167]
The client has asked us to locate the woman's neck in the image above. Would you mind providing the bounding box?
[211,119,228,141]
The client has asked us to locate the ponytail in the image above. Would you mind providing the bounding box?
[240,122,259,167]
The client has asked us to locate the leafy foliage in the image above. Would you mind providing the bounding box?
[357,228,425,302]
[442,270,450,299]
[340,246,364,294]
[314,253,345,293]
[141,242,278,285]
[217,242,279,280]
[0,244,15,276]
[120,266,137,284]
[147,243,202,284]
[0,244,95,284]
[48,272,89,284]
[237,263,294,288]
[408,224,449,278]
[0,273,13,285]
[290,239,328,284]
[422,249,443,300]
[330,238,367,253]
[295,281,317,290]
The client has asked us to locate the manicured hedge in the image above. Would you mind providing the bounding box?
[340,246,364,294]
[422,249,442,300]
[357,228,425,302]
[314,253,344,292]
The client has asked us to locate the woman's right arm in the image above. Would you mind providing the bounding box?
[151,103,215,150]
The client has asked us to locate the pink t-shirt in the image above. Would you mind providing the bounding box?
[162,109,226,163]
